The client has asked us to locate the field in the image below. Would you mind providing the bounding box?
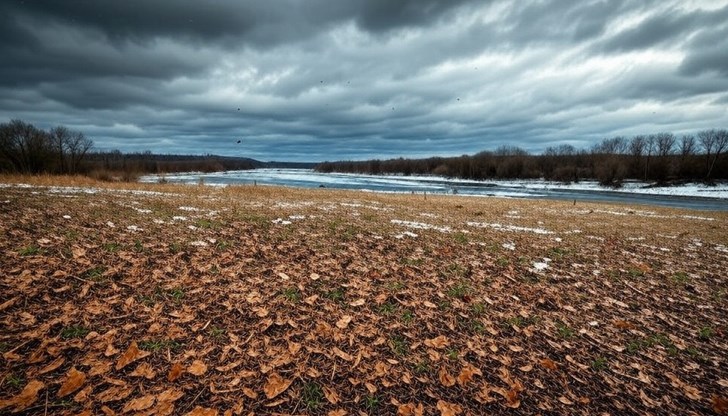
[1,176,727,415]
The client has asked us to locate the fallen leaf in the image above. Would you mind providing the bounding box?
[57,367,86,398]
[424,335,449,349]
[38,357,65,374]
[184,406,218,416]
[336,315,352,329]
[263,372,293,399]
[157,388,185,403]
[712,395,728,415]
[188,360,208,376]
[168,362,184,381]
[397,403,424,416]
[436,399,462,416]
[130,362,157,379]
[97,386,134,403]
[242,387,258,399]
[438,367,456,387]
[457,365,482,386]
[558,396,573,405]
[327,410,346,416]
[540,358,558,371]
[0,380,44,411]
[123,395,156,412]
[116,341,150,370]
[323,386,340,404]
[349,299,365,307]
[332,347,353,361]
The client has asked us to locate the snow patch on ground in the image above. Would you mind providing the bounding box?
[466,221,554,235]
[394,231,419,239]
[126,225,143,232]
[178,206,200,212]
[391,219,452,233]
[502,242,516,250]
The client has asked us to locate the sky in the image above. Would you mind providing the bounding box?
[2,0,728,162]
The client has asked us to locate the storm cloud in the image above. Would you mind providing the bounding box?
[1,0,727,161]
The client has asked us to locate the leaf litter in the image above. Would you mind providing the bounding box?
[0,177,727,414]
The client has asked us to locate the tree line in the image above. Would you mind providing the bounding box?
[316,130,728,186]
[0,119,93,174]
[0,119,261,179]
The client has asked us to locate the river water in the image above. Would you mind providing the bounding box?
[140,169,728,211]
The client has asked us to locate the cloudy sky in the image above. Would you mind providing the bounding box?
[2,1,727,162]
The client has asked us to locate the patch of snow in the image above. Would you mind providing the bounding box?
[466,221,554,235]
[106,221,115,228]
[532,261,549,271]
[554,237,562,242]
[134,208,152,214]
[190,240,208,247]
[394,231,419,239]
[391,219,452,233]
[502,242,516,250]
[715,245,728,253]
[187,225,198,230]
[272,218,292,225]
[62,215,71,219]
[289,215,306,220]
[178,206,200,211]
[172,216,188,221]
[126,225,142,232]
[153,219,165,224]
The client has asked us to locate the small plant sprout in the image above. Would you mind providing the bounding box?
[301,382,324,410]
[281,287,301,302]
[446,348,459,360]
[61,325,90,339]
[363,395,380,412]
[19,244,41,256]
[556,321,575,339]
[591,356,607,371]
[390,335,409,356]
[699,326,714,339]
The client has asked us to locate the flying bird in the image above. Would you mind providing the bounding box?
[237,140,241,144]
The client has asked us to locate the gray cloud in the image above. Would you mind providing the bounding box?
[1,0,727,162]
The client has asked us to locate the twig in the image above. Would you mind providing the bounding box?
[180,386,206,414]
[44,388,49,416]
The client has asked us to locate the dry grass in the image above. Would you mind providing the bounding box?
[1,175,727,415]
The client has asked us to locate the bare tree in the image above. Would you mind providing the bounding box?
[65,131,93,173]
[655,132,675,156]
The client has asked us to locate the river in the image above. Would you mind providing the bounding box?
[140,169,728,211]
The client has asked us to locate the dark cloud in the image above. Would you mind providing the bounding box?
[1,0,727,162]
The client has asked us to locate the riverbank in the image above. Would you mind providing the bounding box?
[1,176,727,414]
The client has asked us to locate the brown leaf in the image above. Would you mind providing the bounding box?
[97,386,134,403]
[327,410,347,416]
[188,360,208,376]
[168,362,184,382]
[242,387,258,399]
[130,362,157,379]
[438,367,456,387]
[424,335,450,349]
[57,367,86,398]
[332,347,353,361]
[263,372,293,399]
[540,358,558,371]
[38,357,65,374]
[157,388,185,403]
[349,299,365,307]
[184,406,218,416]
[614,320,636,330]
[712,395,728,415]
[457,364,481,386]
[397,403,424,416]
[123,395,156,413]
[436,399,462,416]
[0,380,44,412]
[323,386,340,404]
[336,315,352,329]
[115,341,150,370]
